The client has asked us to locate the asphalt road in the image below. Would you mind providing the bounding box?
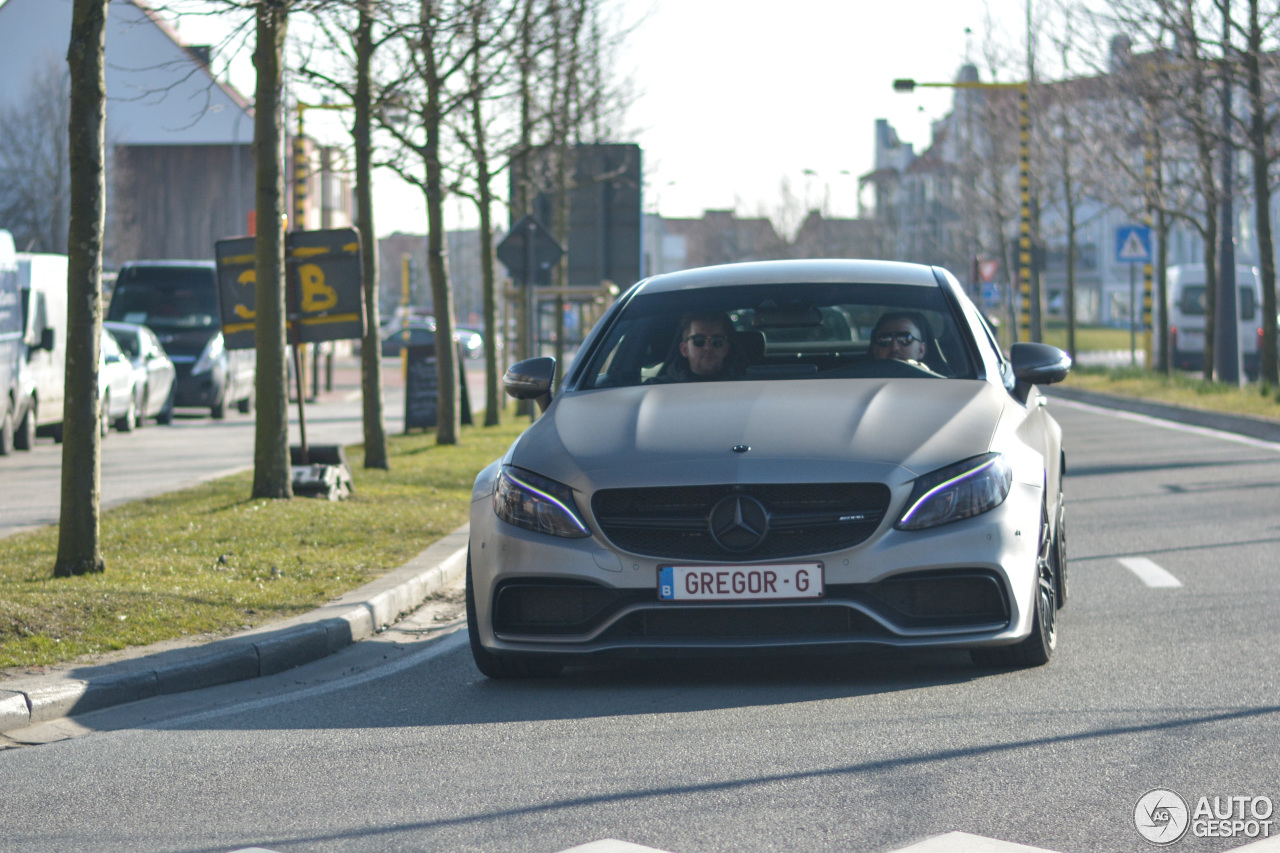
[0,398,1278,853]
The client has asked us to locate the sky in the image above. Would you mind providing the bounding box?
[168,0,1039,237]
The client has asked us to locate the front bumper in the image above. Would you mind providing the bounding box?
[468,481,1044,660]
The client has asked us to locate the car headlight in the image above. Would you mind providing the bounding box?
[493,466,590,538]
[895,452,1012,531]
[192,333,225,375]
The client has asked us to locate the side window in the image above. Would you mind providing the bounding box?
[971,305,1014,391]
[1240,286,1257,321]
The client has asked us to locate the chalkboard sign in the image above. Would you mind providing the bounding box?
[403,342,474,432]
[404,344,438,431]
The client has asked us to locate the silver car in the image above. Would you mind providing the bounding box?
[467,260,1071,677]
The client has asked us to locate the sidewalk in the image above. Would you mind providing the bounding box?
[0,526,469,735]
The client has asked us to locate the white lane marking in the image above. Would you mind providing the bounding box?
[892,831,1063,853]
[1119,557,1184,588]
[152,629,468,730]
[556,841,678,853]
[1049,397,1280,453]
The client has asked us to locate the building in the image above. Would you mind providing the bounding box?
[0,0,350,268]
[863,54,1280,330]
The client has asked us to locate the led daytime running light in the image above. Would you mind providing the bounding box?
[899,456,1000,526]
[505,471,590,536]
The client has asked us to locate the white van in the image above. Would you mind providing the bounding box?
[19,253,69,442]
[1166,263,1265,377]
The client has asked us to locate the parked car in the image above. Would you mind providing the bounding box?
[374,318,486,359]
[99,328,139,435]
[104,321,176,426]
[380,320,437,357]
[454,326,485,360]
[467,259,1072,678]
[106,261,254,419]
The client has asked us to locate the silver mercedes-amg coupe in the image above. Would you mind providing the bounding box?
[467,259,1071,677]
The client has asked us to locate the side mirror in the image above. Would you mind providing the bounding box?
[39,327,55,351]
[1010,342,1072,403]
[503,356,556,412]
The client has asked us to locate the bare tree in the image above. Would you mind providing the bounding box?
[251,0,295,498]
[296,0,393,467]
[0,59,72,254]
[54,0,109,577]
[1229,0,1280,385]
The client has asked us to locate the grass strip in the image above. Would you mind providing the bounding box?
[1063,365,1280,421]
[0,415,529,672]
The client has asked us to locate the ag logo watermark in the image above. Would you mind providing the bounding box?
[1135,789,1274,845]
[1135,789,1189,845]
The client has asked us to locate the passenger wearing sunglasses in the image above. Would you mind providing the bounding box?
[654,311,737,382]
[870,311,931,365]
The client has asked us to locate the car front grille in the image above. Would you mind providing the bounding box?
[490,573,1008,642]
[591,482,891,560]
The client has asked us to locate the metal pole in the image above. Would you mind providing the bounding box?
[525,219,537,422]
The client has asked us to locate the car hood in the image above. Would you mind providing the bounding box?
[509,378,1007,492]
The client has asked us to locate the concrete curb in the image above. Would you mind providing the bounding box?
[0,525,470,735]
[1047,386,1280,444]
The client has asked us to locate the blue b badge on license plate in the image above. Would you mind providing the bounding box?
[659,566,675,600]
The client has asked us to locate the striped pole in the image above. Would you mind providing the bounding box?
[1018,85,1032,344]
[1143,141,1155,368]
[293,107,308,232]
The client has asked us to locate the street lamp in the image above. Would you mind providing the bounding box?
[894,77,1034,343]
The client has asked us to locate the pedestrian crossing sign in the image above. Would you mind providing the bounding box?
[1115,225,1152,264]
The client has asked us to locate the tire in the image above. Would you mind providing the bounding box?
[14,400,36,450]
[49,422,64,443]
[237,385,254,415]
[135,386,148,429]
[1052,500,1068,609]
[117,393,137,433]
[156,385,175,425]
[466,550,563,679]
[0,406,12,456]
[972,502,1057,668]
[211,392,226,420]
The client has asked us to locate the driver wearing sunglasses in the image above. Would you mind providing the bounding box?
[651,311,737,382]
[870,311,930,365]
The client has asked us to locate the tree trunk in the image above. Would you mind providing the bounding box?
[356,0,389,467]
[251,2,292,499]
[53,0,108,577]
[422,0,458,445]
[470,2,500,427]
[1246,0,1278,385]
[1065,184,1077,362]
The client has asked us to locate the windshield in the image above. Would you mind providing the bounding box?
[107,267,219,330]
[580,281,976,389]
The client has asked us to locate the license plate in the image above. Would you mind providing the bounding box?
[658,563,823,601]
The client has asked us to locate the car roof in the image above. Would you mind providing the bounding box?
[635,259,944,295]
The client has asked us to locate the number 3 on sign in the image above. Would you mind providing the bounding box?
[235,268,255,319]
[299,263,337,312]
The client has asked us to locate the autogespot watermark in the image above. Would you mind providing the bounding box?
[1135,789,1275,845]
